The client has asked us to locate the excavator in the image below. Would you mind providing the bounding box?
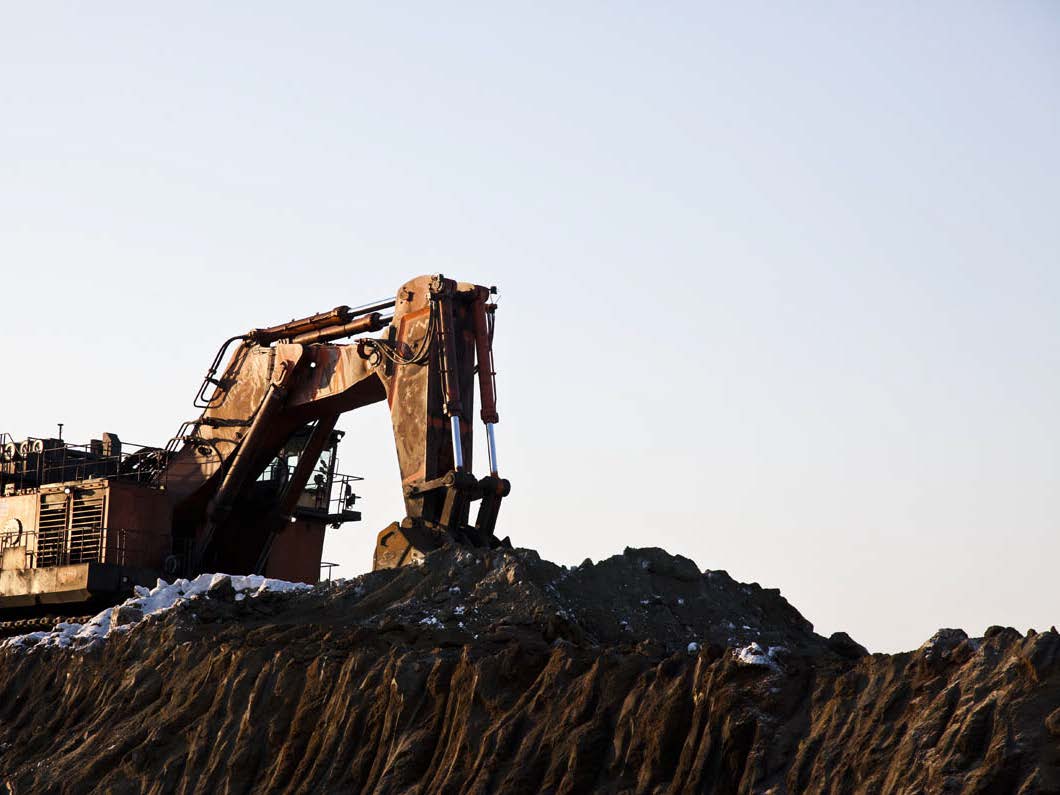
[0,274,509,617]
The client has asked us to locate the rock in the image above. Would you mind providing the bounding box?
[206,575,236,601]
[1023,631,1060,681]
[985,625,1018,640]
[828,631,868,659]
[922,628,968,660]
[622,547,701,582]
[954,699,995,761]
[109,604,143,628]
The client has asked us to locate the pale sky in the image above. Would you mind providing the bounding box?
[2,3,1057,652]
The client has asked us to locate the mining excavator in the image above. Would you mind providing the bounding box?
[0,274,509,616]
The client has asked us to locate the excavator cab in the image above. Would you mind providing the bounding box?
[255,425,355,519]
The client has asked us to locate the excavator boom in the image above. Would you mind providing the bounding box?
[163,274,510,574]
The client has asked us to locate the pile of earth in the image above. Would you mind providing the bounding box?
[0,545,1057,793]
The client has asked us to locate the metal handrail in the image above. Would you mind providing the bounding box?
[0,526,179,570]
[324,472,363,515]
[0,435,167,492]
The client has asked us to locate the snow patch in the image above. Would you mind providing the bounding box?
[733,642,784,671]
[2,573,312,652]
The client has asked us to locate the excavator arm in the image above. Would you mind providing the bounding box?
[160,274,509,576]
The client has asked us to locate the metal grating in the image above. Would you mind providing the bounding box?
[70,490,105,564]
[36,494,68,568]
[32,489,106,567]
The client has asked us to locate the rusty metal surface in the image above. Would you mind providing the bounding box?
[372,521,444,570]
[0,561,161,609]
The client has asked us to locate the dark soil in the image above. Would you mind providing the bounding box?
[0,546,1056,793]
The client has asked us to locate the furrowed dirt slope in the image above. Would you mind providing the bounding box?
[0,547,1057,794]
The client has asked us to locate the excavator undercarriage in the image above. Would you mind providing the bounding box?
[0,274,509,613]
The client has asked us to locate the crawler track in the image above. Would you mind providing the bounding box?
[0,614,94,639]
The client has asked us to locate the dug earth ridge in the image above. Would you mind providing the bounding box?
[0,547,1057,793]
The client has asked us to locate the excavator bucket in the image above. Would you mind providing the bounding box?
[373,521,445,569]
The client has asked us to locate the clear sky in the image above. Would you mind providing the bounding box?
[2,3,1057,652]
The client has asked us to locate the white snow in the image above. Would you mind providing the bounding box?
[419,614,443,628]
[733,642,784,671]
[687,642,700,654]
[1,572,312,652]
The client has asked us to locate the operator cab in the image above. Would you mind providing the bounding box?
[255,425,362,527]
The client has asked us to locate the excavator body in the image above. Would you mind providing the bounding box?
[0,275,509,614]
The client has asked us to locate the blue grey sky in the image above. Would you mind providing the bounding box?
[2,3,1057,652]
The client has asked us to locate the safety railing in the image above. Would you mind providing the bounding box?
[322,472,363,515]
[256,462,362,515]
[0,526,178,571]
[0,434,168,492]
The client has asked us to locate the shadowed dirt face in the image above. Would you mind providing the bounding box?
[0,545,1057,794]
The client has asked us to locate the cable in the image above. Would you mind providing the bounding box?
[363,299,437,366]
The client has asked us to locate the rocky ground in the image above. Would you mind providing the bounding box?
[0,546,1057,794]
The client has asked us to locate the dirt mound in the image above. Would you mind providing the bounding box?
[0,545,1056,793]
[312,545,824,657]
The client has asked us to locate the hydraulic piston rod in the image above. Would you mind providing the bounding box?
[471,291,500,476]
[486,423,498,476]
[450,415,465,470]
